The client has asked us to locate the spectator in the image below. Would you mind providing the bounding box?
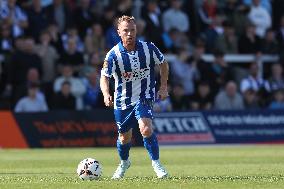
[59,38,84,75]
[115,0,132,16]
[243,0,272,14]
[61,26,84,52]
[83,71,104,109]
[169,84,188,111]
[0,22,14,54]
[47,23,64,54]
[261,28,279,54]
[84,23,105,55]
[14,82,48,112]
[276,15,284,61]
[0,0,28,37]
[247,0,271,38]
[269,89,284,109]
[153,97,172,112]
[53,65,86,110]
[35,30,59,85]
[201,14,225,53]
[215,21,238,54]
[189,81,213,110]
[7,37,42,99]
[264,63,284,92]
[105,18,121,50]
[142,0,165,51]
[52,81,76,110]
[162,0,189,33]
[136,18,147,41]
[243,88,260,109]
[240,62,266,93]
[26,0,48,41]
[170,48,199,95]
[214,81,244,110]
[198,0,218,31]
[13,68,45,106]
[43,0,72,33]
[199,51,232,96]
[73,0,95,39]
[238,23,262,54]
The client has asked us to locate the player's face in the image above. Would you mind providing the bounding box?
[118,21,137,47]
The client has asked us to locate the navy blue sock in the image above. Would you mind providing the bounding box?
[117,139,131,160]
[143,133,159,160]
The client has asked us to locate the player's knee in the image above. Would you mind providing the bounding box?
[140,126,153,137]
[119,132,132,144]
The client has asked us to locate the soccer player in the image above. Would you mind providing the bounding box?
[100,15,169,179]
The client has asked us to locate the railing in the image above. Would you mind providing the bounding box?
[165,54,280,77]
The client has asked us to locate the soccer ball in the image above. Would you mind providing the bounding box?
[77,158,102,180]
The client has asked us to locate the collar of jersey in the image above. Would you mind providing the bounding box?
[118,40,140,53]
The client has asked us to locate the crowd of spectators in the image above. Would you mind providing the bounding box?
[0,0,284,112]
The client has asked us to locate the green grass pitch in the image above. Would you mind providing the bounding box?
[0,146,284,189]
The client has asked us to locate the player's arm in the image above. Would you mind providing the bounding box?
[100,59,114,107]
[100,75,113,107]
[157,61,169,100]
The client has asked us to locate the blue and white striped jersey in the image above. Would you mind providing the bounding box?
[101,40,165,110]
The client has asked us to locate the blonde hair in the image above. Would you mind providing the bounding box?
[117,15,136,27]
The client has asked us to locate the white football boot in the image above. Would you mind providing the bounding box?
[152,160,168,178]
[111,160,131,179]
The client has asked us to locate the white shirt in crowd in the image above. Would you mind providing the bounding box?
[162,8,189,32]
[248,5,271,38]
[15,97,48,113]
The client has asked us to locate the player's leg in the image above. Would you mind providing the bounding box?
[135,100,168,178]
[112,108,135,179]
[117,129,132,161]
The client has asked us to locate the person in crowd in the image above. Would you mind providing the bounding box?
[247,0,271,38]
[105,18,121,50]
[169,83,188,111]
[14,82,48,112]
[238,23,262,54]
[0,0,28,37]
[215,21,238,54]
[7,37,42,103]
[276,15,284,61]
[142,0,165,51]
[136,18,147,41]
[199,50,232,96]
[47,23,64,54]
[83,70,104,109]
[162,0,189,33]
[201,14,225,53]
[240,62,268,106]
[59,37,84,75]
[214,81,244,110]
[269,89,284,109]
[61,26,84,53]
[264,63,284,105]
[36,30,59,86]
[73,0,95,39]
[43,0,72,33]
[189,81,213,110]
[26,0,48,41]
[53,65,86,110]
[243,87,260,109]
[84,23,105,55]
[261,28,279,54]
[170,48,199,95]
[52,80,76,110]
[198,0,218,31]
[153,96,172,112]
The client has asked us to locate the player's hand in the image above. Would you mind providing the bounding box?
[157,87,169,101]
[104,94,114,107]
